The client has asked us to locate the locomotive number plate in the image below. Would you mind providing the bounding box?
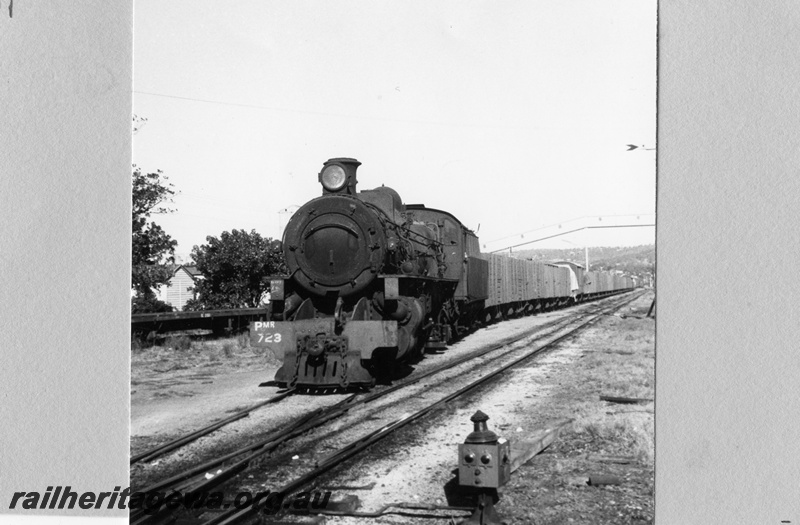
[251,321,284,347]
[251,319,335,351]
[255,332,282,344]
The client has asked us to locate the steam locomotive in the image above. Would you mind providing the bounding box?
[251,158,634,388]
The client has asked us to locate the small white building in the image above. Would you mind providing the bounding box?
[157,265,203,310]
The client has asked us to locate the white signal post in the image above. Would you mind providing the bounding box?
[560,237,590,272]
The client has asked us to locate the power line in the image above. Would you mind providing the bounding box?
[132,90,551,131]
[486,214,656,244]
[135,90,349,118]
[488,223,655,253]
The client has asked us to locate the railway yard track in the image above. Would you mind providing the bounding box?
[132,293,630,467]
[130,291,645,524]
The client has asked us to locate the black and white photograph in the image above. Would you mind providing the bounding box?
[129,1,655,523]
[6,1,800,525]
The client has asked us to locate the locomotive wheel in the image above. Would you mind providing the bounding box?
[441,299,464,343]
[437,309,455,345]
[414,323,431,360]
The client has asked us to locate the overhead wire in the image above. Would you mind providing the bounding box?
[133,90,552,131]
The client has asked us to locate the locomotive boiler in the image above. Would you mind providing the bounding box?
[256,158,487,388]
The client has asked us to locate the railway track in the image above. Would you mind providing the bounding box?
[130,389,295,465]
[131,292,630,471]
[130,291,643,524]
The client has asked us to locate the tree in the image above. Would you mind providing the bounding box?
[131,165,177,312]
[185,229,286,310]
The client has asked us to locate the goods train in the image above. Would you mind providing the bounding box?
[251,158,634,388]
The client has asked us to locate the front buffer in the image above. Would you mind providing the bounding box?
[251,319,398,388]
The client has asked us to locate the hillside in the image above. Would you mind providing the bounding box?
[511,244,655,282]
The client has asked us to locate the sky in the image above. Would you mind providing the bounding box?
[133,0,656,259]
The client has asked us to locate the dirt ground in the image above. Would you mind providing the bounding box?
[130,291,654,524]
[130,334,283,453]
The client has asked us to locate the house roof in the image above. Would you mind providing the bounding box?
[175,265,203,278]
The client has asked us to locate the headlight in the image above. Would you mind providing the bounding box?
[320,165,347,191]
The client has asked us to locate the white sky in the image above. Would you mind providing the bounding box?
[133,0,656,257]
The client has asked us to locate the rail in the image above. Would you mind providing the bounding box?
[207,291,644,524]
[130,291,642,524]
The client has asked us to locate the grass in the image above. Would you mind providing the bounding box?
[221,341,236,358]
[573,417,654,464]
[165,334,192,351]
[575,320,655,400]
[563,310,656,464]
[131,331,280,386]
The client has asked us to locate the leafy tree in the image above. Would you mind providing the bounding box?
[185,229,286,310]
[131,165,177,312]
[131,294,174,314]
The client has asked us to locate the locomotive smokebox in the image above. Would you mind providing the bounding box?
[319,157,361,195]
[282,159,387,298]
